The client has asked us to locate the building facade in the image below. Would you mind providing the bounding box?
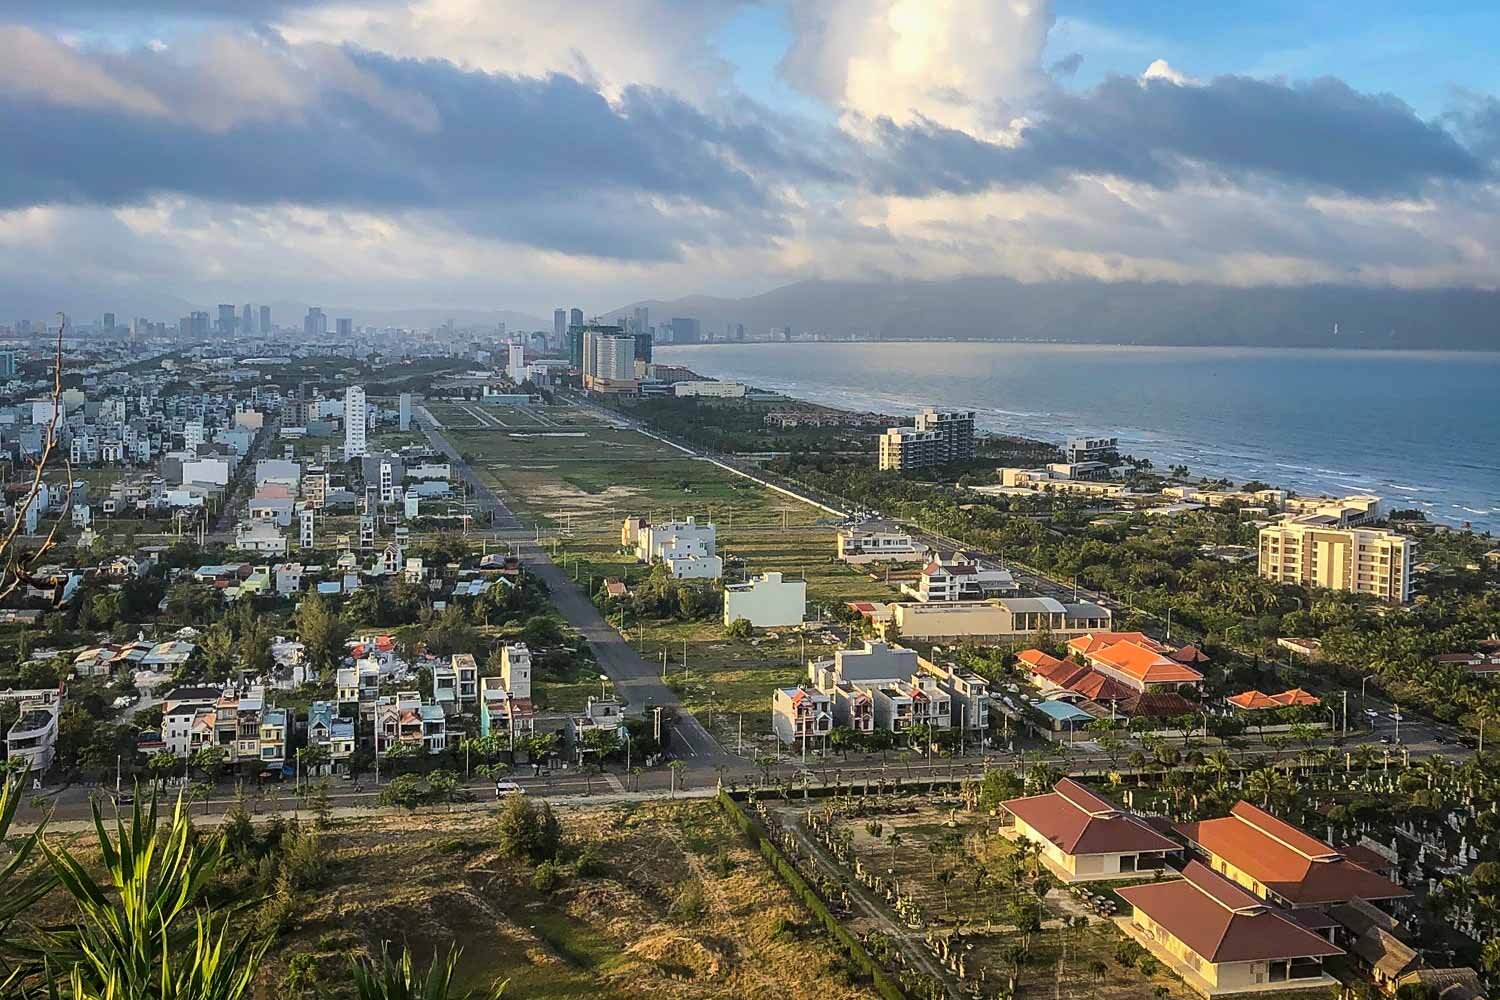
[1258,521,1413,603]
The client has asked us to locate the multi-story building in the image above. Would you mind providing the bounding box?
[723,571,806,628]
[375,691,447,756]
[479,644,535,743]
[6,698,60,773]
[1258,520,1414,603]
[343,386,367,460]
[835,524,927,564]
[914,408,976,461]
[581,326,638,393]
[771,685,833,748]
[1065,435,1118,464]
[889,596,1112,642]
[307,701,355,773]
[900,551,1017,602]
[878,425,940,471]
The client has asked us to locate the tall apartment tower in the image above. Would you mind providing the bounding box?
[398,393,412,431]
[914,409,977,463]
[500,644,532,700]
[242,304,255,335]
[569,307,584,329]
[343,386,368,460]
[336,318,353,339]
[553,308,566,347]
[299,507,315,550]
[259,305,272,333]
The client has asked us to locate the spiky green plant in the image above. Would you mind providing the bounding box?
[351,943,506,1000]
[0,772,55,991]
[39,791,272,1000]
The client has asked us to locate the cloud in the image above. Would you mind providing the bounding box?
[0,34,845,261]
[1141,58,1191,85]
[867,73,1487,199]
[779,0,1056,135]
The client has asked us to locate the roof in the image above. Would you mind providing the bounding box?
[1091,640,1204,685]
[1228,688,1322,710]
[1170,644,1211,664]
[1033,700,1093,724]
[1174,801,1411,906]
[1067,631,1164,656]
[1002,778,1179,856]
[1397,968,1487,1000]
[1017,648,1064,672]
[1116,862,1343,964]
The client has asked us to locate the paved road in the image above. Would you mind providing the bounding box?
[415,404,522,530]
[415,402,731,763]
[521,542,732,763]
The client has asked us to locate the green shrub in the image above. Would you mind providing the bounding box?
[532,860,561,892]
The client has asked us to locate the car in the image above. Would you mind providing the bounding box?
[494,781,524,798]
[1378,736,1392,744]
[1364,708,1379,718]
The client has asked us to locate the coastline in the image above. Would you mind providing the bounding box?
[658,342,1499,533]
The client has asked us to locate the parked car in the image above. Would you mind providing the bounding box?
[494,781,524,798]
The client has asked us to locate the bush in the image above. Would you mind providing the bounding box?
[725,618,753,639]
[496,794,561,863]
[532,860,561,892]
[1136,956,1160,976]
[670,879,707,923]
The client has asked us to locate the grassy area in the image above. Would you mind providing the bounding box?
[28,801,877,1000]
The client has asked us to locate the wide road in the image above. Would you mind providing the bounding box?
[415,401,732,764]
[415,403,522,530]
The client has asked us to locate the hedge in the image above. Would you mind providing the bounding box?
[717,791,907,1000]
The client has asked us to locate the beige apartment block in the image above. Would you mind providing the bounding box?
[1258,520,1413,603]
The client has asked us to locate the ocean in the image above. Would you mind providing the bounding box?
[657,342,1500,532]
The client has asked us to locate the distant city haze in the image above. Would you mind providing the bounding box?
[661,341,1500,531]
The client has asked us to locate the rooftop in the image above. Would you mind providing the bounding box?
[1003,778,1179,856]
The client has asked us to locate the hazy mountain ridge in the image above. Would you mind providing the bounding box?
[612,277,1500,350]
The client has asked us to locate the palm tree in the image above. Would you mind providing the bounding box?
[351,943,505,1000]
[1245,766,1289,809]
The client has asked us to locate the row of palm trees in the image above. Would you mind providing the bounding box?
[0,776,506,999]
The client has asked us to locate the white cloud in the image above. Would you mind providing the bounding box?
[1141,58,1194,86]
[779,0,1057,136]
[0,26,170,117]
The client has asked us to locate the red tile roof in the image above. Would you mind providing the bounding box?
[1017,648,1065,672]
[1175,801,1411,906]
[1116,862,1344,964]
[1002,778,1179,857]
[1228,688,1321,710]
[1067,632,1165,657]
[1091,640,1204,685]
[1170,644,1211,664]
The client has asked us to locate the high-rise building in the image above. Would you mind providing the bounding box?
[217,304,237,335]
[1258,521,1414,603]
[581,325,637,392]
[103,312,115,331]
[734,323,745,341]
[242,304,255,335]
[569,307,583,328]
[259,305,272,333]
[633,306,649,336]
[670,317,700,344]
[553,308,566,347]
[507,343,527,383]
[336,317,353,338]
[567,326,586,370]
[878,409,975,471]
[190,311,210,338]
[305,307,327,338]
[343,386,368,460]
[915,409,976,463]
[0,351,16,378]
[398,393,412,431]
[632,331,653,364]
[299,507,315,550]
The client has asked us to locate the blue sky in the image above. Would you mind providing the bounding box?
[0,0,1497,315]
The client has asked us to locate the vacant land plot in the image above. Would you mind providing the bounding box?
[25,801,877,1000]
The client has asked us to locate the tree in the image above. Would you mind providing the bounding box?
[578,728,619,769]
[495,794,560,863]
[725,618,753,639]
[295,594,349,670]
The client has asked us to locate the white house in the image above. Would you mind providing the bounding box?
[234,521,288,556]
[723,571,806,628]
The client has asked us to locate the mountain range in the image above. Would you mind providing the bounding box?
[609,276,1500,351]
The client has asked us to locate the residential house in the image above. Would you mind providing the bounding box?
[6,698,60,773]
[870,674,950,735]
[723,571,806,628]
[478,644,535,743]
[1002,778,1178,882]
[161,685,224,757]
[306,701,355,773]
[890,597,1112,642]
[1116,861,1343,996]
[771,685,833,747]
[375,691,447,756]
[900,551,1017,602]
[452,653,479,707]
[1069,633,1205,695]
[835,524,928,565]
[1175,801,1412,911]
[234,520,288,556]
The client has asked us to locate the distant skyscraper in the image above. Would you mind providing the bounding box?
[507,343,527,383]
[216,304,236,335]
[242,304,254,334]
[259,305,271,333]
[569,307,583,328]
[398,393,411,431]
[553,308,566,347]
[633,331,653,364]
[670,317,700,344]
[336,317,352,338]
[633,306,649,337]
[305,307,327,338]
[343,386,368,460]
[567,325,586,370]
[190,311,210,338]
[103,312,115,331]
[0,351,16,378]
[734,323,745,341]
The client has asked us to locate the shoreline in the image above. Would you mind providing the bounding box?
[659,339,1500,357]
[656,345,1497,534]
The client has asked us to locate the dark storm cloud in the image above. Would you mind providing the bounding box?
[870,73,1488,199]
[0,44,840,260]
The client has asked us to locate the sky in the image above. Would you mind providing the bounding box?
[3,0,1500,318]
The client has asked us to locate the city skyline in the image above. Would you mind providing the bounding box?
[3,2,1500,319]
